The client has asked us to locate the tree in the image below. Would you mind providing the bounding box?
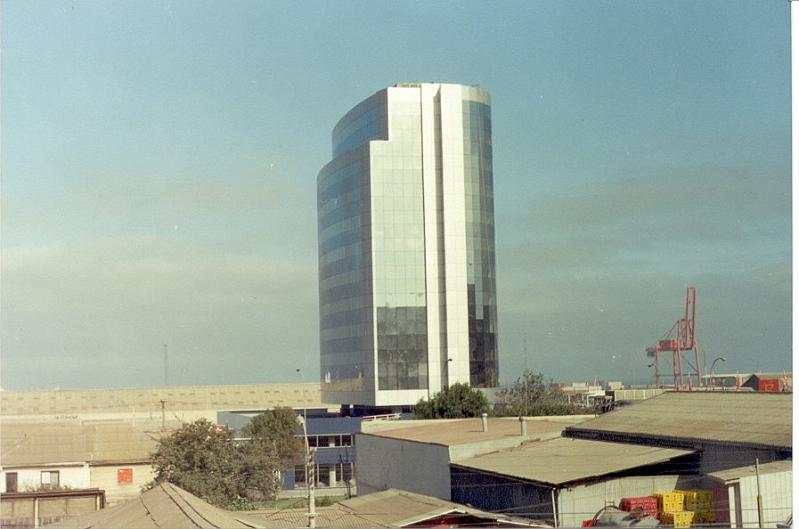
[494,369,578,416]
[152,417,290,507]
[242,407,304,467]
[413,383,489,419]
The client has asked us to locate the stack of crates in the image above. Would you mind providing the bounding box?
[684,489,715,524]
[619,496,659,518]
[653,491,693,528]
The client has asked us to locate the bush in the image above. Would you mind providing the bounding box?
[413,383,489,419]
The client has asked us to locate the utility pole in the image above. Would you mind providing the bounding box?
[307,447,316,529]
[523,333,528,372]
[755,458,764,528]
[159,400,166,431]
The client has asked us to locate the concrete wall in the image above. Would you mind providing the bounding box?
[90,463,155,506]
[355,434,451,499]
[1,466,89,493]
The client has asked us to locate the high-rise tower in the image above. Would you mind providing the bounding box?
[317,83,498,407]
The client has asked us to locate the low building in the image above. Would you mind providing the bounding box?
[1,423,161,506]
[450,436,697,527]
[703,460,792,528]
[563,391,792,473]
[356,416,588,499]
[219,410,360,495]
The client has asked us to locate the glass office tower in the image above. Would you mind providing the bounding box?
[318,83,498,407]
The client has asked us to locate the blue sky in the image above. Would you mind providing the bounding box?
[1,0,791,390]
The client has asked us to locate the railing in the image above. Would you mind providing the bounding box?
[361,413,401,422]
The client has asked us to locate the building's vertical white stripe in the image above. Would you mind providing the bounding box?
[439,84,470,386]
[420,84,443,395]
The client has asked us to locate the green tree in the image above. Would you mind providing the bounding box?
[152,417,287,507]
[494,370,578,416]
[242,407,304,467]
[413,383,489,419]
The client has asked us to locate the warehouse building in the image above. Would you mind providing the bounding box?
[450,436,699,527]
[356,416,588,499]
[0,382,328,426]
[563,391,791,473]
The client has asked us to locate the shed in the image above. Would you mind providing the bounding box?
[450,437,698,527]
[703,460,792,528]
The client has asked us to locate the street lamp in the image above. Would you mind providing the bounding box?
[709,357,727,388]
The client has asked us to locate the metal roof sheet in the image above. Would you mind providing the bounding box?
[705,459,792,482]
[46,483,258,529]
[362,417,583,447]
[566,391,792,449]
[248,489,546,528]
[1,423,161,467]
[452,437,694,486]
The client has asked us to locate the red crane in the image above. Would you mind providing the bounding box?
[646,287,702,389]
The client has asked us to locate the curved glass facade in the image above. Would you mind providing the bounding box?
[318,83,498,406]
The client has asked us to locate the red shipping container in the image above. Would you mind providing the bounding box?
[620,496,659,518]
[758,379,781,392]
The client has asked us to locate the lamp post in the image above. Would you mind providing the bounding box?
[709,356,727,388]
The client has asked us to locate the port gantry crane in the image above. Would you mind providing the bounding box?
[646,287,703,390]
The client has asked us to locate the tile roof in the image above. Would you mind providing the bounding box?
[452,437,694,486]
[565,391,792,449]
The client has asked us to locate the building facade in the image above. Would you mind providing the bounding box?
[317,83,498,407]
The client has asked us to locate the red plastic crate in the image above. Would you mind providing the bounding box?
[620,496,659,518]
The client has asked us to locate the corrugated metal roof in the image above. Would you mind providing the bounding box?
[565,391,792,449]
[1,423,161,467]
[705,459,792,482]
[248,489,547,528]
[452,437,694,486]
[46,483,259,529]
[362,417,582,447]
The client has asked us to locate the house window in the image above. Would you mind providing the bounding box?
[6,472,18,492]
[340,434,352,446]
[40,470,60,489]
[117,468,133,484]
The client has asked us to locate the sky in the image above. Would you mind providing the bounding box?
[1,0,791,390]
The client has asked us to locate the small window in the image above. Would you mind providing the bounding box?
[316,436,330,448]
[6,472,18,492]
[40,470,60,489]
[340,434,352,446]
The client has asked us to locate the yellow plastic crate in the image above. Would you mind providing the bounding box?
[660,510,694,528]
[654,491,685,513]
[694,511,716,524]
[684,490,713,511]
